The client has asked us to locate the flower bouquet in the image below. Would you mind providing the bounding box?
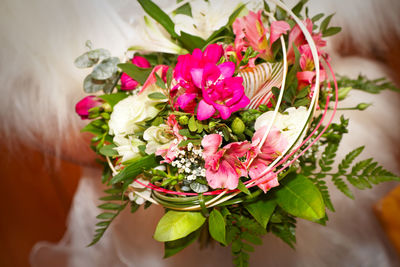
[75,0,400,265]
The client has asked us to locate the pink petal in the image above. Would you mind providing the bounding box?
[132,55,151,68]
[203,44,223,64]
[120,73,139,90]
[202,134,222,157]
[139,65,169,94]
[217,62,235,78]
[177,93,197,110]
[270,21,290,44]
[257,172,279,193]
[190,68,204,88]
[296,71,315,83]
[197,99,216,120]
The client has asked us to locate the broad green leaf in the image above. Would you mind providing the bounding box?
[99,92,129,107]
[275,173,325,221]
[177,32,206,52]
[118,63,152,85]
[209,209,227,245]
[237,180,251,196]
[92,57,120,80]
[245,199,276,228]
[137,0,178,38]
[154,211,206,242]
[164,230,200,258]
[110,154,158,184]
[148,92,167,100]
[99,144,118,157]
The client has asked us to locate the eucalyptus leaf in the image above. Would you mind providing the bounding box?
[275,173,325,221]
[83,74,106,93]
[92,57,120,80]
[154,211,206,242]
[74,52,98,68]
[209,209,227,245]
[189,182,208,193]
[87,48,111,61]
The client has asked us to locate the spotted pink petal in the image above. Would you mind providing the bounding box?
[269,21,291,45]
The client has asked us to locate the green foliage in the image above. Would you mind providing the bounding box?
[110,154,159,184]
[118,63,152,85]
[164,230,200,258]
[89,186,128,246]
[244,198,276,228]
[154,211,206,242]
[335,74,400,94]
[268,208,297,248]
[274,173,325,221]
[208,209,227,245]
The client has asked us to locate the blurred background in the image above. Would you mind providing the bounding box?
[0,0,400,266]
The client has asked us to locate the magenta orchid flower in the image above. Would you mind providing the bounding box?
[202,134,252,190]
[121,56,151,91]
[233,11,290,62]
[247,126,288,192]
[75,95,103,120]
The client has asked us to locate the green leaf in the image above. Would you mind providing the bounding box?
[178,32,207,52]
[323,26,341,37]
[148,92,167,100]
[275,173,325,221]
[154,73,166,89]
[174,2,192,16]
[164,230,200,258]
[118,63,152,85]
[209,209,227,245]
[99,144,118,157]
[245,199,276,228]
[137,0,178,38]
[188,116,197,132]
[154,211,206,242]
[83,74,107,93]
[96,212,116,220]
[320,14,334,32]
[98,203,122,210]
[110,154,158,184]
[80,121,104,135]
[99,93,128,107]
[237,180,251,196]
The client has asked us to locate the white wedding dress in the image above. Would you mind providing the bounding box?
[1,0,399,266]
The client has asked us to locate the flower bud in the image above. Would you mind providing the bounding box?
[179,115,189,125]
[337,87,352,100]
[102,103,112,112]
[356,103,371,110]
[208,121,217,130]
[75,96,103,120]
[231,117,245,135]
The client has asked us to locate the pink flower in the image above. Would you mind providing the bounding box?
[287,19,326,63]
[75,95,103,120]
[247,126,288,192]
[296,45,328,91]
[202,134,252,190]
[155,114,184,163]
[173,44,249,120]
[121,56,151,91]
[233,11,290,61]
[173,44,223,113]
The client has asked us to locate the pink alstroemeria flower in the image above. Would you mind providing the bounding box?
[248,126,288,193]
[155,114,184,163]
[121,56,151,91]
[202,134,252,190]
[75,95,103,120]
[233,10,290,61]
[287,18,326,64]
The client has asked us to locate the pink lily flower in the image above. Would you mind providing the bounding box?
[155,114,184,163]
[247,126,288,192]
[287,18,326,63]
[233,10,290,61]
[121,56,151,91]
[75,95,103,120]
[296,45,328,91]
[202,134,252,190]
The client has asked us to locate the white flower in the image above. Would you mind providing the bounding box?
[108,84,167,136]
[130,16,187,54]
[128,178,152,205]
[113,135,145,163]
[143,124,174,154]
[173,0,243,40]
[255,107,308,145]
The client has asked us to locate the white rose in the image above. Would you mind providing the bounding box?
[143,124,174,154]
[108,87,167,136]
[113,135,145,163]
[128,178,152,205]
[255,106,308,145]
